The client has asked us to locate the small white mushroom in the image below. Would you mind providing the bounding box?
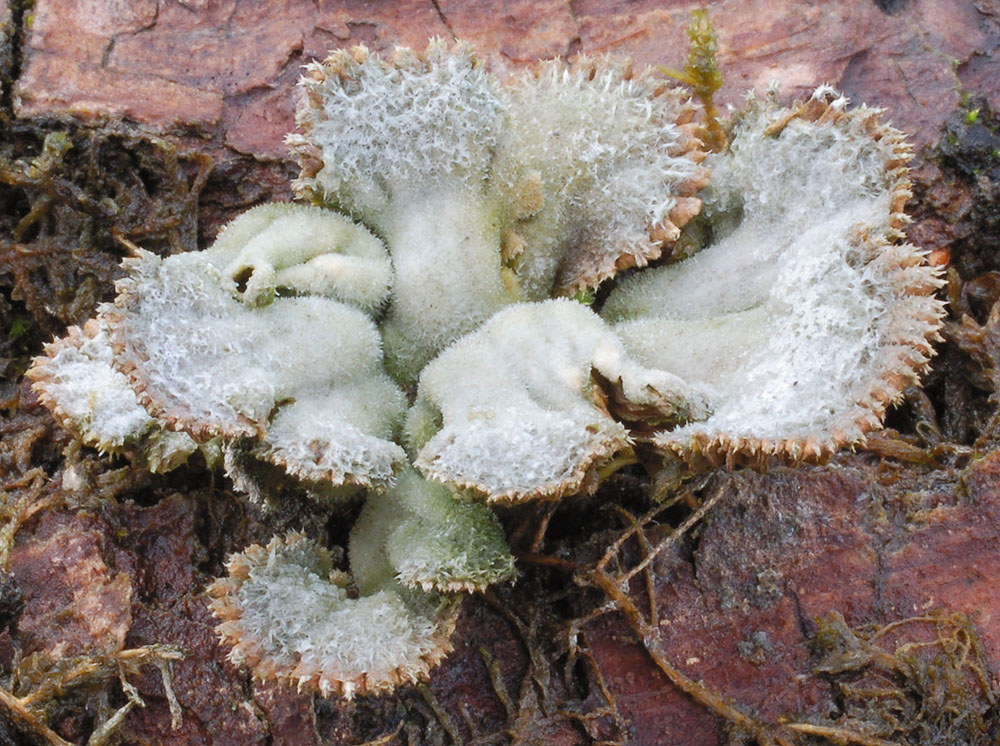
[410,299,709,503]
[602,88,945,466]
[207,533,459,699]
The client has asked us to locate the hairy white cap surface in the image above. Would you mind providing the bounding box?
[293,41,507,223]
[292,42,517,384]
[603,88,944,465]
[208,533,459,699]
[107,246,407,489]
[291,42,707,384]
[27,317,198,472]
[411,299,709,503]
[248,382,406,491]
[211,202,392,312]
[504,57,707,298]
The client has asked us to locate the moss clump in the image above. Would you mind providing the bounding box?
[660,10,727,153]
[810,610,999,746]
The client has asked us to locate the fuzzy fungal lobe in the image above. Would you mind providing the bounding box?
[290,40,707,384]
[207,533,459,699]
[104,205,408,491]
[410,300,708,504]
[368,469,517,592]
[504,56,709,299]
[212,202,392,313]
[290,41,514,385]
[603,87,945,468]
[27,317,199,472]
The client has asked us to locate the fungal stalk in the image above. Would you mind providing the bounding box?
[291,43,515,385]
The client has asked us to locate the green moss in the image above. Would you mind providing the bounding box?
[660,9,727,152]
[811,610,999,745]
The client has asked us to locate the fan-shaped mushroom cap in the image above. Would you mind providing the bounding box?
[410,299,709,503]
[207,533,459,699]
[602,88,945,467]
[27,317,198,473]
[502,56,708,299]
[106,242,406,490]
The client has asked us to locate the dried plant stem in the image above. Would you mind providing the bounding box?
[418,683,461,743]
[358,721,405,746]
[611,480,724,586]
[783,722,902,746]
[0,685,75,746]
[584,481,798,746]
[479,647,516,718]
[611,504,658,627]
[530,501,560,552]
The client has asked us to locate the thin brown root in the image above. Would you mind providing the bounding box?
[783,722,903,746]
[479,647,516,719]
[585,567,795,746]
[358,720,405,746]
[0,686,74,746]
[584,478,798,746]
[418,683,462,744]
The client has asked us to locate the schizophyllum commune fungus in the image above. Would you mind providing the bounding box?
[28,40,944,698]
[289,41,709,384]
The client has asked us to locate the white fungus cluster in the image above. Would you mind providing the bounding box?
[292,40,706,384]
[29,41,944,700]
[105,207,409,493]
[410,300,708,502]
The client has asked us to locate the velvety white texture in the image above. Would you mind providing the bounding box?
[293,43,703,383]
[113,245,406,488]
[28,318,198,472]
[504,60,700,297]
[603,89,933,448]
[212,202,392,312]
[350,468,516,592]
[412,299,707,501]
[295,43,516,384]
[226,534,454,699]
